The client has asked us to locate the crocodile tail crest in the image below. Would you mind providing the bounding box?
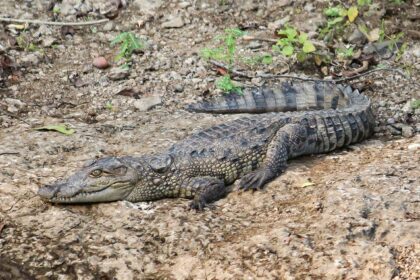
[186,81,353,114]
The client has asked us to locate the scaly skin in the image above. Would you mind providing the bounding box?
[38,81,375,209]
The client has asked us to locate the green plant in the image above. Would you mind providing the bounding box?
[105,101,113,110]
[357,0,372,5]
[319,5,359,41]
[273,25,316,61]
[243,53,273,65]
[111,32,145,63]
[411,99,420,110]
[16,33,41,52]
[201,28,246,94]
[52,6,60,14]
[201,28,245,68]
[390,0,405,4]
[336,47,354,59]
[216,75,242,94]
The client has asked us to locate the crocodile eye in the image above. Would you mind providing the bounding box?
[113,166,127,175]
[90,169,103,177]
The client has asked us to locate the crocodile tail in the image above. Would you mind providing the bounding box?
[186,81,352,114]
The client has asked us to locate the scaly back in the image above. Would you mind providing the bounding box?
[186,81,354,114]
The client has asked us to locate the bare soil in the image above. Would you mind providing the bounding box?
[0,0,419,279]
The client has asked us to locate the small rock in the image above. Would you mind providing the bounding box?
[363,40,393,55]
[267,15,290,30]
[59,3,76,16]
[401,125,414,138]
[133,95,162,111]
[93,57,109,69]
[304,3,315,12]
[386,118,396,125]
[412,47,420,58]
[102,21,114,32]
[347,28,366,44]
[21,53,40,66]
[174,84,184,92]
[378,100,387,107]
[108,67,129,81]
[178,2,191,8]
[247,41,263,49]
[33,25,52,37]
[402,101,414,114]
[387,125,401,136]
[133,0,163,14]
[42,36,57,47]
[184,57,197,66]
[407,143,420,151]
[162,16,184,28]
[5,98,26,113]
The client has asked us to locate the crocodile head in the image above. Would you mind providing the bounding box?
[38,157,140,203]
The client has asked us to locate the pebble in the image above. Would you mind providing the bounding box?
[386,118,396,125]
[93,57,110,69]
[5,98,26,113]
[133,95,162,111]
[162,16,184,28]
[133,0,163,13]
[102,22,114,32]
[407,143,420,150]
[387,125,401,136]
[21,53,41,66]
[42,37,57,47]
[267,16,290,30]
[174,84,184,92]
[108,67,129,80]
[401,125,414,138]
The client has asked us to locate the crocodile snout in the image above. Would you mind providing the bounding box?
[38,183,61,199]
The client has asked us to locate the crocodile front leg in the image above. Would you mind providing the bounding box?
[239,123,308,190]
[181,177,227,210]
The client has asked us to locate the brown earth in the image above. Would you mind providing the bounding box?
[0,0,419,279]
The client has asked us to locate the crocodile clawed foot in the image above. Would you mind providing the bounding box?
[189,198,206,211]
[239,169,273,191]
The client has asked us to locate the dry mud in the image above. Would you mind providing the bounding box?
[0,0,419,279]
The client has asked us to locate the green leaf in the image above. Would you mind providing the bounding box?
[324,7,341,17]
[296,51,307,62]
[411,99,420,109]
[357,0,372,6]
[281,45,294,56]
[278,26,298,40]
[35,124,75,135]
[298,33,308,44]
[216,75,242,94]
[328,17,344,27]
[261,54,273,64]
[347,6,358,22]
[302,41,316,53]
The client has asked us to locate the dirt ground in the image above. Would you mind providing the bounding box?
[0,0,419,279]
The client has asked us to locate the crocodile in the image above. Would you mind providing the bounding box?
[38,81,375,209]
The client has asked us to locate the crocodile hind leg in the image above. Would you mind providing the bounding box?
[239,123,308,191]
[181,177,227,210]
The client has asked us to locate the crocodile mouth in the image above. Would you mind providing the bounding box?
[41,181,133,204]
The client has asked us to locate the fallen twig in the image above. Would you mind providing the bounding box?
[209,59,251,78]
[257,68,409,84]
[341,61,370,78]
[242,35,277,43]
[0,152,20,156]
[0,17,109,26]
[208,58,409,84]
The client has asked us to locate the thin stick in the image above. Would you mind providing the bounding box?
[0,152,20,156]
[257,68,409,83]
[209,59,251,78]
[0,17,109,26]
